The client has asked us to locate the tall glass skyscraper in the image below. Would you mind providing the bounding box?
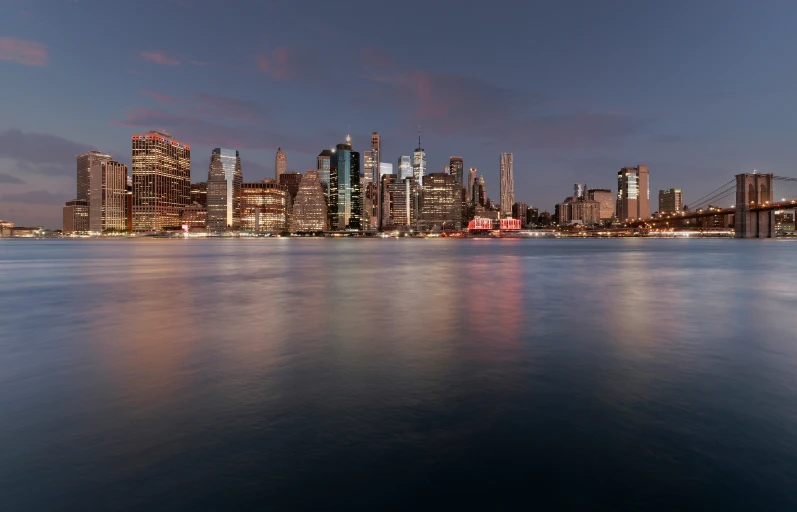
[499,153,514,216]
[617,165,650,221]
[76,151,112,203]
[132,130,191,231]
[449,156,464,185]
[413,132,426,186]
[207,148,243,232]
[398,155,412,180]
[467,167,477,200]
[329,135,361,230]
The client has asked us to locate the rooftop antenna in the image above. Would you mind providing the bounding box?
[418,125,421,149]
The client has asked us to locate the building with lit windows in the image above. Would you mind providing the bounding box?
[381,175,418,230]
[63,200,89,233]
[467,168,477,199]
[292,170,327,233]
[240,180,288,233]
[363,150,377,186]
[190,182,207,207]
[472,175,487,207]
[179,203,207,231]
[412,132,426,186]
[207,148,242,233]
[499,153,514,216]
[76,151,112,203]
[512,202,529,226]
[658,188,683,215]
[617,165,650,221]
[90,160,128,233]
[329,135,361,230]
[557,184,601,225]
[588,188,614,221]
[275,147,287,181]
[419,172,461,231]
[131,130,191,231]
[449,156,464,185]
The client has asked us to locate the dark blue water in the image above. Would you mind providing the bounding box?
[1,239,797,511]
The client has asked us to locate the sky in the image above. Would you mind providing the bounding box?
[1,0,797,228]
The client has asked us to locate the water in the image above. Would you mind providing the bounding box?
[1,238,797,511]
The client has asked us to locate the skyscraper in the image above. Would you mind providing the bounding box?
[90,160,128,233]
[398,155,412,179]
[382,175,418,230]
[371,132,381,179]
[275,147,287,181]
[473,176,487,207]
[363,150,377,187]
[616,165,650,221]
[419,173,462,231]
[292,170,328,232]
[63,200,89,233]
[132,130,191,231]
[413,129,426,186]
[76,151,112,203]
[449,156,464,185]
[499,153,514,217]
[658,188,683,214]
[467,167,477,200]
[329,135,361,230]
[207,148,243,232]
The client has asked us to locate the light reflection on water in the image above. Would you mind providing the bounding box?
[1,238,797,510]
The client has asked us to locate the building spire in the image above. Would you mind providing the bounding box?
[418,126,421,149]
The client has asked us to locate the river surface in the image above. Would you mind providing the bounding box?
[1,238,797,511]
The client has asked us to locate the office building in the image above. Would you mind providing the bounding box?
[382,175,418,229]
[76,151,112,203]
[379,162,393,177]
[467,167,477,199]
[398,155,412,180]
[419,172,462,231]
[240,180,288,232]
[190,182,207,207]
[659,188,683,215]
[588,188,614,221]
[275,147,287,181]
[132,130,191,231]
[499,153,514,216]
[413,130,426,186]
[63,199,89,233]
[371,132,381,176]
[512,202,529,226]
[207,148,243,233]
[360,173,376,230]
[292,170,328,232]
[449,156,464,185]
[329,135,361,230]
[473,175,487,207]
[617,165,650,221]
[526,206,540,226]
[280,171,303,228]
[557,184,601,225]
[179,203,207,231]
[125,175,133,231]
[89,160,128,233]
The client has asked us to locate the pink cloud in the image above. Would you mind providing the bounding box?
[0,36,47,66]
[141,89,176,104]
[255,45,294,78]
[140,51,181,66]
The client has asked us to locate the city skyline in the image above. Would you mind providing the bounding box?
[2,1,797,228]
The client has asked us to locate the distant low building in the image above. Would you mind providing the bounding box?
[63,200,89,233]
[557,184,601,225]
[179,203,207,231]
[0,220,14,237]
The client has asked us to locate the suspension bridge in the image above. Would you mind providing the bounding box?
[631,173,797,238]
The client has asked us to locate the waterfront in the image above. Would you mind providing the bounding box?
[1,239,797,510]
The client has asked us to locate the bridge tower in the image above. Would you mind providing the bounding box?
[735,173,774,238]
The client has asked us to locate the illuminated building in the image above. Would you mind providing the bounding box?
[379,162,393,177]
[279,171,303,229]
[126,175,133,231]
[90,160,128,233]
[207,148,242,233]
[658,188,683,215]
[364,150,377,187]
[419,172,461,231]
[317,150,331,192]
[76,151,112,203]
[63,200,89,233]
[190,182,207,207]
[398,155,412,180]
[500,152,514,216]
[360,173,375,230]
[371,132,381,174]
[556,184,601,225]
[275,147,287,181]
[512,202,528,226]
[617,165,650,221]
[449,156,464,185]
[292,170,328,232]
[329,135,361,230]
[131,130,191,231]
[382,175,418,229]
[240,180,288,232]
[588,188,614,221]
[526,206,539,225]
[179,203,207,231]
[473,175,487,207]
[413,131,426,186]
[467,167,477,199]
[775,211,795,231]
[0,220,14,237]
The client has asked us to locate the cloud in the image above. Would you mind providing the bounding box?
[0,189,70,205]
[0,129,94,177]
[359,47,650,150]
[141,89,176,103]
[0,36,47,66]
[0,172,24,184]
[191,92,268,122]
[140,51,181,66]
